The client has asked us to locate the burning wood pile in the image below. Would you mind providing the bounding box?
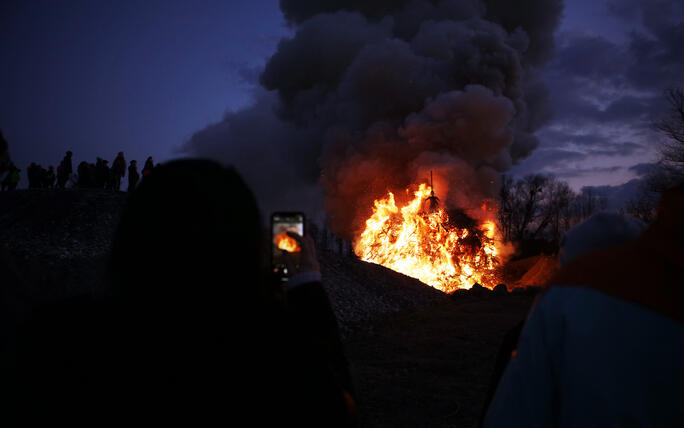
[354,176,502,293]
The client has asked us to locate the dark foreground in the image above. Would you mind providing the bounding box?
[0,190,534,427]
[345,295,533,428]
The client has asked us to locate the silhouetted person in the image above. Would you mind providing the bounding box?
[110,152,126,191]
[1,159,356,425]
[100,159,111,189]
[44,166,56,188]
[1,163,19,191]
[77,161,88,188]
[127,160,139,192]
[26,163,34,188]
[0,129,10,174]
[95,158,108,188]
[142,156,154,178]
[107,160,356,424]
[27,163,41,189]
[37,165,47,188]
[57,151,72,189]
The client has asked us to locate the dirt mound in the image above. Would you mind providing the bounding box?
[0,189,126,260]
[511,255,559,288]
[321,251,448,336]
[0,189,448,332]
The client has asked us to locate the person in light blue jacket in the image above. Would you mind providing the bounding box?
[484,184,684,427]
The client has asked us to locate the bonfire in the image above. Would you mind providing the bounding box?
[354,182,501,293]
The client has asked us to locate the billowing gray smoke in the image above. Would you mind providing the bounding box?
[185,0,563,239]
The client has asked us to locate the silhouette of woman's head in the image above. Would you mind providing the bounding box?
[110,159,264,307]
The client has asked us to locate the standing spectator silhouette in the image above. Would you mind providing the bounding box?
[26,163,34,188]
[56,151,72,189]
[78,161,100,188]
[0,129,10,175]
[95,158,108,188]
[27,163,41,189]
[37,165,47,188]
[127,160,139,192]
[45,166,56,188]
[1,163,20,191]
[110,152,126,191]
[101,159,111,189]
[142,156,154,178]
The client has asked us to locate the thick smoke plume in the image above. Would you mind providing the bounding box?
[185,0,563,239]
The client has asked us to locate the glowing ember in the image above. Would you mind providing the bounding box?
[354,183,501,293]
[275,232,300,252]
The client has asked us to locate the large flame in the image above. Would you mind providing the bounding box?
[354,183,501,293]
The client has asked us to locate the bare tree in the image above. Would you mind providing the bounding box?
[654,86,684,169]
[501,174,549,242]
[532,178,575,245]
[623,86,684,223]
[571,187,607,223]
[497,175,580,256]
[622,193,658,224]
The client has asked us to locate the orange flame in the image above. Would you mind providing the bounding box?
[354,183,501,293]
[275,232,300,252]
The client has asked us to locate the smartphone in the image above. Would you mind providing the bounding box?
[271,212,305,281]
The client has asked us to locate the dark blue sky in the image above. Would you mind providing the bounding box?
[2,0,682,190]
[1,0,288,176]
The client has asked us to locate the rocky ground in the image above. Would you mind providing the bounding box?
[0,189,538,427]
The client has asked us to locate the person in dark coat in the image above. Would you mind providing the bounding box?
[101,160,111,189]
[1,159,357,426]
[142,156,154,178]
[127,160,140,192]
[0,130,10,175]
[77,161,92,188]
[37,165,47,188]
[44,166,56,188]
[27,163,37,188]
[57,151,72,189]
[110,152,126,191]
[95,158,108,188]
[1,163,20,191]
[27,163,46,189]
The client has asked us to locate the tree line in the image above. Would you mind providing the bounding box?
[497,174,607,252]
[498,85,684,254]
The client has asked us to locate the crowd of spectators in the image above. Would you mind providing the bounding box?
[0,150,156,192]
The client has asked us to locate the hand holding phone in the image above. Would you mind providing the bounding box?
[284,232,319,275]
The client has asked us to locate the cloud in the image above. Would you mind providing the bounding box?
[603,0,683,92]
[184,0,563,237]
[552,32,628,82]
[598,96,653,123]
[520,2,682,189]
[555,165,624,178]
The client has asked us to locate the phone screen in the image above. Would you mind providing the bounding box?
[271,212,305,280]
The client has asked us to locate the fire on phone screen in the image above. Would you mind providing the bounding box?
[271,212,304,280]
